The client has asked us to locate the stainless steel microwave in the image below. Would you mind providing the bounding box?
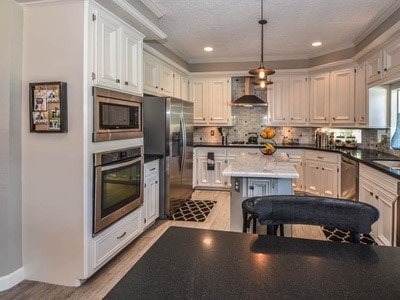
[93,87,143,142]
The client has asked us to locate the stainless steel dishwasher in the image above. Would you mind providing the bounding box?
[340,156,359,201]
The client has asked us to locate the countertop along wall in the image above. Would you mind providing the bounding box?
[0,0,23,290]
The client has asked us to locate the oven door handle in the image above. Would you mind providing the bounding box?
[99,157,142,171]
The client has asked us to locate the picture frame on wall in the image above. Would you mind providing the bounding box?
[29,82,68,133]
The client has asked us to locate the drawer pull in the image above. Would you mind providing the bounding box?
[150,167,156,171]
[375,195,379,200]
[317,156,324,159]
[370,192,373,196]
[117,231,127,239]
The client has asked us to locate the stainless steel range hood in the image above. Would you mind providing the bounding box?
[231,77,268,107]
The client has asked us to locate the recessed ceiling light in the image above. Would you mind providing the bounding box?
[312,41,322,47]
[204,46,213,52]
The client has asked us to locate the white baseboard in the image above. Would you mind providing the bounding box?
[0,267,24,291]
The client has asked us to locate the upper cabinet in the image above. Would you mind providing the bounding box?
[190,77,231,125]
[289,75,309,124]
[329,68,355,125]
[355,61,367,126]
[268,75,290,125]
[92,7,144,95]
[366,36,400,85]
[143,51,190,99]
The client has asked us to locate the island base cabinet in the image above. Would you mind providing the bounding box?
[359,164,398,246]
[230,177,292,234]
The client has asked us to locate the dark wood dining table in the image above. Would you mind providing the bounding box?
[105,226,400,299]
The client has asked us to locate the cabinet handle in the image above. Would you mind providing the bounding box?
[333,117,336,120]
[210,118,213,120]
[377,71,381,74]
[156,181,158,184]
[161,87,164,90]
[324,117,327,120]
[291,117,293,120]
[316,167,319,169]
[322,167,325,170]
[375,195,379,200]
[125,81,128,85]
[149,167,156,171]
[370,192,373,196]
[116,79,120,83]
[384,68,387,72]
[317,156,324,159]
[155,85,158,89]
[283,118,286,120]
[249,186,254,190]
[117,231,127,239]
[203,118,206,121]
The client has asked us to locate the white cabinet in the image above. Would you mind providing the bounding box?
[190,77,231,125]
[329,68,355,125]
[268,75,290,125]
[143,52,174,96]
[181,75,190,101]
[366,36,400,84]
[194,148,229,188]
[355,62,367,125]
[289,75,309,124]
[93,7,143,95]
[144,160,159,230]
[359,164,398,246]
[304,151,339,197]
[309,72,330,124]
[93,208,142,269]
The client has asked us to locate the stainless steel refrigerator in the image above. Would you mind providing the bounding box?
[143,97,193,218]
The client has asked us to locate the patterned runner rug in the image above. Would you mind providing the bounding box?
[170,200,216,222]
[322,227,377,245]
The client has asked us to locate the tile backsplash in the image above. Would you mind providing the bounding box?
[194,117,400,157]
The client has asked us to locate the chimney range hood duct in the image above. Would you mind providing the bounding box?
[231,77,268,107]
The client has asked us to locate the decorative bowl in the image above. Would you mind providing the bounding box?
[260,139,277,155]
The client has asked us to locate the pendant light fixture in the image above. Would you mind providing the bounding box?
[249,0,275,88]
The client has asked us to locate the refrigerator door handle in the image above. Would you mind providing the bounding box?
[180,114,186,172]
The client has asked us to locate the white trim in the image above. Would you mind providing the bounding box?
[113,0,167,40]
[354,1,400,45]
[140,0,164,18]
[0,268,24,292]
[143,44,189,75]
[308,59,354,73]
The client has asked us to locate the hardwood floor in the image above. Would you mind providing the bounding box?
[0,190,325,300]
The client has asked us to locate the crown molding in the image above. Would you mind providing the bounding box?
[113,0,167,40]
[143,44,189,74]
[354,1,400,45]
[140,0,164,18]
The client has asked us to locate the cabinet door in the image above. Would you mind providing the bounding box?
[196,156,211,187]
[144,173,159,228]
[208,78,229,124]
[290,159,303,191]
[143,52,160,95]
[173,72,182,99]
[383,38,400,78]
[212,156,226,187]
[355,62,367,125]
[309,73,330,124]
[248,179,274,197]
[320,162,338,197]
[359,178,378,239]
[96,10,121,89]
[289,76,309,124]
[269,76,290,125]
[375,186,396,246]
[190,79,208,124]
[330,68,355,124]
[304,160,320,195]
[159,63,174,96]
[122,28,143,95]
[366,51,383,84]
[181,76,190,101]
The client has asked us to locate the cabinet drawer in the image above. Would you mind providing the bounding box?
[144,160,159,176]
[359,163,399,194]
[93,209,142,268]
[305,150,339,163]
[196,147,226,157]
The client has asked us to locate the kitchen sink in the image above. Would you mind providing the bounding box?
[372,160,400,169]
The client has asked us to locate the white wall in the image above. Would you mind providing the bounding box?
[0,0,23,290]
[22,1,87,286]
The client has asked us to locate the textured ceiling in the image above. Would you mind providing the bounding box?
[151,0,400,63]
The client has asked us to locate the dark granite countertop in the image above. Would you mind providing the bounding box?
[144,154,163,163]
[105,226,400,299]
[194,142,400,179]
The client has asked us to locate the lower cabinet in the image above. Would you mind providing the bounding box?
[304,151,340,198]
[359,163,398,246]
[247,178,278,197]
[144,159,160,230]
[277,149,303,192]
[92,208,143,269]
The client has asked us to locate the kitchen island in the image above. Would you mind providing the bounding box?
[222,152,299,232]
